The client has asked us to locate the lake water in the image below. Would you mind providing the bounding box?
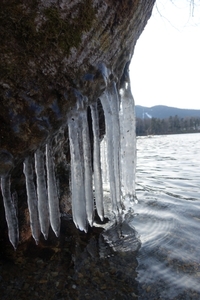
[132,133,200,299]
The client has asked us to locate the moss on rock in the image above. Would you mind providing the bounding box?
[0,0,96,82]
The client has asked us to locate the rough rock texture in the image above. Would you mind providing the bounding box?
[0,0,156,244]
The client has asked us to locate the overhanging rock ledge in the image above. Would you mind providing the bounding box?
[0,0,155,246]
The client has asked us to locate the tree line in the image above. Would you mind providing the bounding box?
[136,115,200,136]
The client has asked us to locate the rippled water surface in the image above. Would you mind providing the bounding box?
[132,133,200,299]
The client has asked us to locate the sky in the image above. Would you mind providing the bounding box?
[130,0,200,110]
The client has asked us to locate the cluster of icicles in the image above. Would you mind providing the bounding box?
[0,80,136,249]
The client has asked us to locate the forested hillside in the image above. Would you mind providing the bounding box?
[136,115,200,136]
[135,105,200,119]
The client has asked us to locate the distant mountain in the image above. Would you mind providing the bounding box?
[135,105,200,119]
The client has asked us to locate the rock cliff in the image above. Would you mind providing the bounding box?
[0,0,155,246]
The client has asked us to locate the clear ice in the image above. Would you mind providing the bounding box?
[81,109,94,226]
[67,73,136,230]
[35,149,49,240]
[68,109,88,232]
[100,84,122,219]
[1,176,19,249]
[46,143,61,237]
[23,145,60,245]
[90,103,104,221]
[119,80,136,206]
[1,71,137,247]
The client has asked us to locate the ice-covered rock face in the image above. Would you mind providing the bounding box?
[1,74,137,248]
[0,0,155,247]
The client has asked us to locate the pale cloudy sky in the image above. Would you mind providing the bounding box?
[130,0,200,109]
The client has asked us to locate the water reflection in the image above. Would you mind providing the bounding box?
[133,133,200,299]
[0,217,141,300]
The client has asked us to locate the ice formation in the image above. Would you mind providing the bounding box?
[46,143,61,237]
[119,81,136,205]
[35,149,49,240]
[0,72,136,247]
[100,84,122,218]
[90,103,104,221]
[23,145,61,242]
[68,115,87,231]
[100,136,109,190]
[68,76,136,230]
[1,176,19,249]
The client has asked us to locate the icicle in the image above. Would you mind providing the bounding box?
[35,149,49,240]
[108,83,122,212]
[1,176,19,249]
[100,136,109,190]
[100,89,119,216]
[23,157,40,244]
[68,113,87,232]
[46,143,61,237]
[119,81,136,204]
[81,110,94,226]
[90,103,104,221]
[100,78,136,218]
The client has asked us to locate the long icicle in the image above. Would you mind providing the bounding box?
[1,176,19,249]
[35,149,49,240]
[100,91,118,216]
[90,103,104,221]
[108,83,122,214]
[81,110,94,226]
[100,136,109,190]
[23,157,40,244]
[68,114,87,232]
[46,143,60,237]
[119,80,136,203]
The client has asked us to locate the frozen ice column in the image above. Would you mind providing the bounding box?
[46,143,61,237]
[90,102,104,221]
[119,79,136,204]
[1,176,19,249]
[35,149,50,240]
